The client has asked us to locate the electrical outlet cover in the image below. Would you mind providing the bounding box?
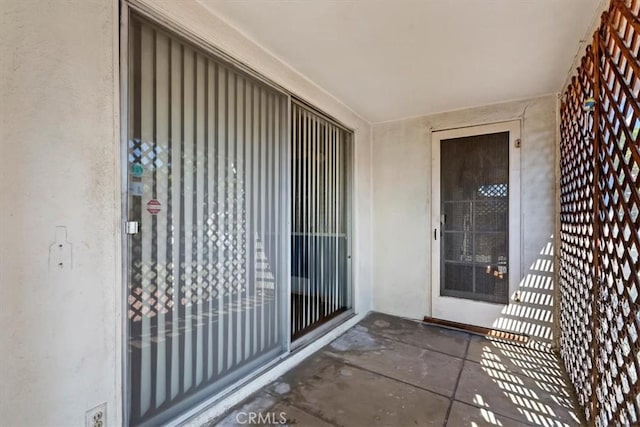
[85,403,106,427]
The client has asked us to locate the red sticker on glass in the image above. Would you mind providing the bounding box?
[146,199,161,215]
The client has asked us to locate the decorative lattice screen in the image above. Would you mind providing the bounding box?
[559,0,640,425]
[560,46,597,421]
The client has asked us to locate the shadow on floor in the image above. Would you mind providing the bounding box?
[210,312,583,426]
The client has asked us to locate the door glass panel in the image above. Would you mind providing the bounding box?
[290,103,352,339]
[440,132,509,304]
[127,16,287,426]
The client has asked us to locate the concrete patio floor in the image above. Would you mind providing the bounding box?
[211,312,583,426]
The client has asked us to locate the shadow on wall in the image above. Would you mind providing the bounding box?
[492,237,555,346]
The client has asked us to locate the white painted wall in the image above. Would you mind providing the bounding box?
[1,0,372,426]
[0,0,121,426]
[372,95,557,345]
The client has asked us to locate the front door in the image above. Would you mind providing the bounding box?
[431,121,521,328]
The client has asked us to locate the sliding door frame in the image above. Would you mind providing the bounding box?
[119,1,354,425]
[119,6,130,427]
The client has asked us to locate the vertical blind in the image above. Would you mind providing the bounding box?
[291,102,352,339]
[127,16,287,426]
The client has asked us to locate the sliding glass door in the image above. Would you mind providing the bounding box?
[126,15,288,426]
[290,102,352,340]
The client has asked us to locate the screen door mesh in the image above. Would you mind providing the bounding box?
[440,132,509,304]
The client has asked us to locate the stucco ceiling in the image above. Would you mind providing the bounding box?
[198,0,602,123]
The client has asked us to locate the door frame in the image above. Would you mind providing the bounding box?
[430,120,521,329]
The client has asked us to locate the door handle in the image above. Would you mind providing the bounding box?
[125,221,139,235]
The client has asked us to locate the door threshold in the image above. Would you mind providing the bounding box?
[292,310,354,351]
[423,316,529,344]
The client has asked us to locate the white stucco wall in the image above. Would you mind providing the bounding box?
[372,95,557,345]
[1,0,372,426]
[1,0,121,426]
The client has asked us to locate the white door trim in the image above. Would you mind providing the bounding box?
[430,120,521,329]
